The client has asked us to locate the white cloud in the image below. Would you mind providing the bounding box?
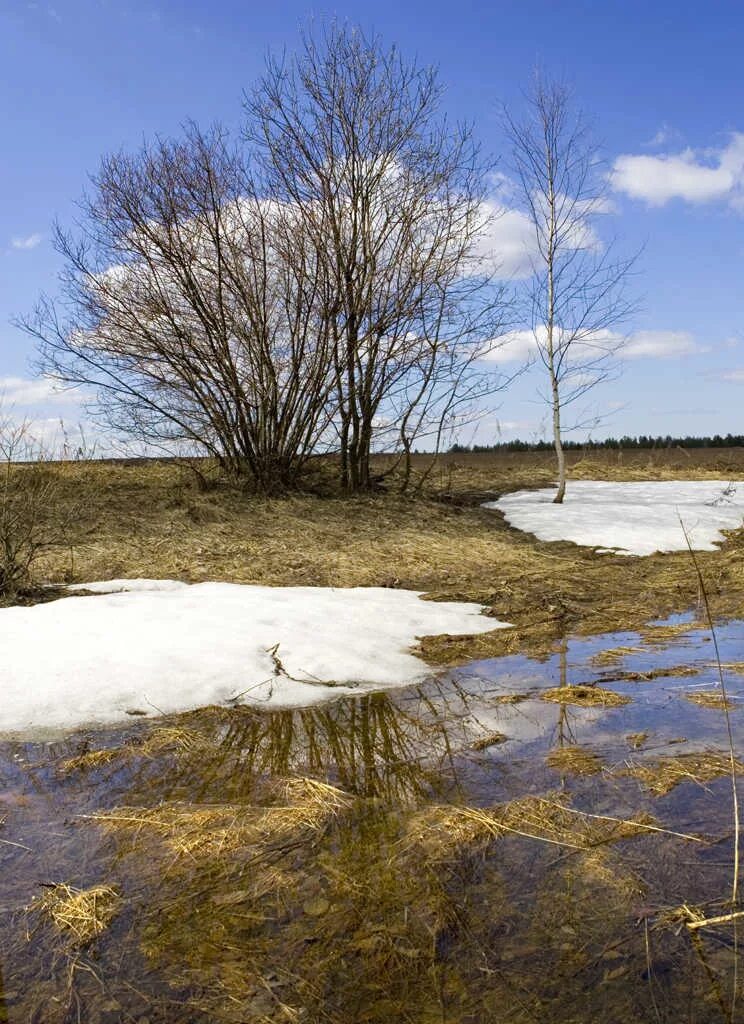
[473,202,538,279]
[482,328,706,365]
[482,328,540,364]
[10,232,43,251]
[472,183,609,281]
[611,132,744,208]
[0,376,84,406]
[719,369,744,382]
[643,123,683,149]
[622,330,706,358]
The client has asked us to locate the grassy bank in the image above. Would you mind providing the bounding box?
[25,446,744,660]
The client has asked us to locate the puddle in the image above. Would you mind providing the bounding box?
[1,616,743,1022]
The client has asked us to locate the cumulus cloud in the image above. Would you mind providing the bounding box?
[718,369,744,382]
[472,181,609,281]
[0,376,84,406]
[622,330,706,358]
[10,232,43,251]
[611,132,744,208]
[472,202,538,279]
[482,328,706,365]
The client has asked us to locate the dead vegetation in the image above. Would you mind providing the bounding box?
[546,745,604,775]
[716,662,744,675]
[29,883,121,944]
[684,690,739,711]
[626,732,649,749]
[541,685,631,707]
[470,731,509,750]
[594,664,700,684]
[60,725,213,774]
[639,621,702,645]
[591,645,644,667]
[91,777,354,859]
[623,752,744,795]
[11,447,744,662]
[66,774,665,1022]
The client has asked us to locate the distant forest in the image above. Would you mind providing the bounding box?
[450,434,744,453]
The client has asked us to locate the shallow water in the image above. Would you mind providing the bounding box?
[1,615,743,1022]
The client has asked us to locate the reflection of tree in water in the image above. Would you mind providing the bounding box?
[0,664,736,1023]
[140,685,480,806]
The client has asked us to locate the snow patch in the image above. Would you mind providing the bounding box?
[483,480,744,556]
[0,581,507,735]
[69,578,189,594]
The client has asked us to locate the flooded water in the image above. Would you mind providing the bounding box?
[1,615,743,1022]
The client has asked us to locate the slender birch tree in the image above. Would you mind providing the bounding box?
[503,76,635,502]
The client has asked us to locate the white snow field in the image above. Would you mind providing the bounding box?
[0,581,507,734]
[484,480,744,556]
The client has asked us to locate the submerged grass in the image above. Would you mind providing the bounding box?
[30,884,121,944]
[541,684,631,707]
[546,745,604,775]
[685,690,739,710]
[74,777,666,1022]
[624,752,744,796]
[92,777,354,859]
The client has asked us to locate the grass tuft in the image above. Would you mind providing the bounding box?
[541,685,630,707]
[30,884,121,944]
[624,752,744,795]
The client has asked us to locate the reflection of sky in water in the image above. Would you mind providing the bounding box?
[1,614,742,1023]
[438,618,744,761]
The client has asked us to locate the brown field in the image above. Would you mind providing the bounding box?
[26,446,744,661]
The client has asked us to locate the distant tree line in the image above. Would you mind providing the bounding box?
[450,434,744,453]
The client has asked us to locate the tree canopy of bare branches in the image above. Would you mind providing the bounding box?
[22,25,508,493]
[22,125,341,493]
[245,24,508,491]
[503,75,636,502]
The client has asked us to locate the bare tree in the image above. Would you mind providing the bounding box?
[22,125,340,494]
[22,28,509,494]
[245,24,509,492]
[0,412,64,599]
[503,75,635,502]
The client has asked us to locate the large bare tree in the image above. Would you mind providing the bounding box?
[245,24,508,491]
[23,27,508,494]
[22,125,340,493]
[503,75,635,502]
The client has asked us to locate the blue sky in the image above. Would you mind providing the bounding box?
[1,0,743,447]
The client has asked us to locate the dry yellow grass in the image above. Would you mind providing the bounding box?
[30,883,121,944]
[546,745,604,775]
[684,690,739,711]
[624,752,744,795]
[92,776,354,858]
[11,448,744,661]
[469,731,508,751]
[717,662,744,675]
[590,645,645,667]
[541,685,631,707]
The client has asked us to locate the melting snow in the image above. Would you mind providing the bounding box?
[0,581,507,735]
[484,480,744,556]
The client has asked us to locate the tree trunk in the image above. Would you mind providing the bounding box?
[552,374,566,504]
